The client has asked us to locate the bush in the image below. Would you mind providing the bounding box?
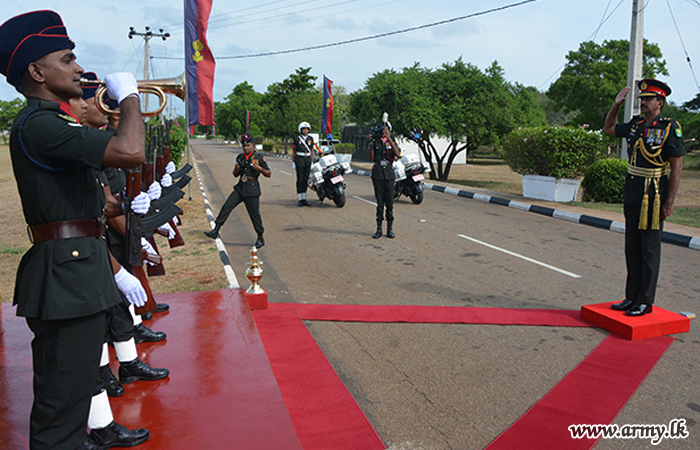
[581,158,628,203]
[262,143,273,152]
[500,126,607,179]
[334,143,355,154]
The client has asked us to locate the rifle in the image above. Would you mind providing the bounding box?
[124,169,157,314]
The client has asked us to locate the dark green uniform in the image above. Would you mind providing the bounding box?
[213,150,270,237]
[615,114,685,306]
[10,98,122,450]
[371,137,397,223]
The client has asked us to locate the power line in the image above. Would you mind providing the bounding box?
[217,0,538,59]
[665,0,700,92]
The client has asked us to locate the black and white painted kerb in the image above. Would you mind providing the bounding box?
[351,167,700,251]
[193,160,240,288]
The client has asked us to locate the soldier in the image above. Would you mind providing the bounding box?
[204,133,271,248]
[369,121,401,239]
[0,10,146,450]
[292,121,314,206]
[603,79,685,316]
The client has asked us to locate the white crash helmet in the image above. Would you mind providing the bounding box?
[298,121,311,133]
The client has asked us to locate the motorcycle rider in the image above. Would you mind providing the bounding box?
[369,121,401,238]
[292,121,315,206]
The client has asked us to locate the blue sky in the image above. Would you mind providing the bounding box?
[2,0,699,119]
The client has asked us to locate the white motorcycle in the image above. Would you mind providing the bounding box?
[308,149,352,208]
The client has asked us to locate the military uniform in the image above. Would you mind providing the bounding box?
[210,149,270,243]
[615,112,685,307]
[11,98,122,449]
[371,135,398,236]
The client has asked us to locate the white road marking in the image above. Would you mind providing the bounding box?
[352,195,377,206]
[279,170,293,176]
[457,234,581,278]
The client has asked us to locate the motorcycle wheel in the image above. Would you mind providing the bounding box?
[409,191,424,204]
[333,194,346,207]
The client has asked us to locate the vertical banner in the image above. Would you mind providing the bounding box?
[185,0,215,131]
[321,75,334,136]
[246,109,250,133]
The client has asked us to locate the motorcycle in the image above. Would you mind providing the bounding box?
[393,153,429,204]
[308,142,351,208]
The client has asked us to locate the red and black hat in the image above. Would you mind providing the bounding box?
[240,133,253,144]
[637,79,671,98]
[81,71,99,100]
[0,10,75,90]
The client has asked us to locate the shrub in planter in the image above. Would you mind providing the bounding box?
[500,126,607,179]
[262,143,273,152]
[334,143,355,154]
[581,158,628,203]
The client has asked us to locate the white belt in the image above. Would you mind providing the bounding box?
[296,152,311,157]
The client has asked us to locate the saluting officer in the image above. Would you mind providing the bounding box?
[204,133,272,248]
[292,121,314,206]
[369,122,401,239]
[604,79,685,316]
[0,10,146,450]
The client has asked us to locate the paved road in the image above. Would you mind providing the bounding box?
[192,140,700,450]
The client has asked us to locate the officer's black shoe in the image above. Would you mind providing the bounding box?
[204,229,219,239]
[610,299,635,311]
[155,303,170,313]
[625,304,653,317]
[119,358,170,384]
[372,227,382,239]
[83,435,107,450]
[386,222,395,239]
[254,236,265,248]
[133,323,166,344]
[89,421,150,448]
[98,364,124,398]
[140,312,153,321]
[298,200,305,207]
[302,199,312,206]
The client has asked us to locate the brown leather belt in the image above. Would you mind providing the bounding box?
[28,218,103,243]
[241,175,258,182]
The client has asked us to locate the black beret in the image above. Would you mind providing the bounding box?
[81,71,99,100]
[240,133,253,144]
[0,10,75,90]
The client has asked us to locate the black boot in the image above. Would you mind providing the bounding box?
[254,235,265,248]
[119,358,170,384]
[386,221,395,239]
[204,225,220,239]
[133,323,166,344]
[89,421,150,448]
[98,364,124,398]
[83,435,107,450]
[372,221,382,239]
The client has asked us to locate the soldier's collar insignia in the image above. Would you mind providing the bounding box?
[58,113,78,123]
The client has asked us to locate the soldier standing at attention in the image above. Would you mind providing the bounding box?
[604,79,685,316]
[204,133,271,248]
[369,121,401,239]
[0,10,146,450]
[292,121,314,206]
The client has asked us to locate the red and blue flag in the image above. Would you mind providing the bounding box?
[185,0,215,131]
[321,75,334,136]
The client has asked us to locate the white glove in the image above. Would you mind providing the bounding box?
[165,161,176,174]
[130,192,151,215]
[147,181,162,200]
[173,215,181,226]
[160,173,172,188]
[141,237,157,266]
[104,72,140,104]
[292,162,296,170]
[114,267,147,307]
[158,222,176,239]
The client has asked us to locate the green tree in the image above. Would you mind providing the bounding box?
[263,67,318,142]
[0,97,25,143]
[216,82,266,139]
[547,39,668,129]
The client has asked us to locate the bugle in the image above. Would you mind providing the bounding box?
[80,73,186,117]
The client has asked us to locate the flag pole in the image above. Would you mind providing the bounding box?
[184,0,192,201]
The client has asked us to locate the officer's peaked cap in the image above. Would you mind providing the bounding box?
[0,10,75,89]
[637,79,671,98]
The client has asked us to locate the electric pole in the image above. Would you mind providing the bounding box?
[623,0,644,160]
[128,26,170,112]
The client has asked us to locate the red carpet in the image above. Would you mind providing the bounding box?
[485,334,674,450]
[581,301,690,340]
[268,302,595,327]
[253,307,386,450]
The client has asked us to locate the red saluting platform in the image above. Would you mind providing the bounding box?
[581,301,690,340]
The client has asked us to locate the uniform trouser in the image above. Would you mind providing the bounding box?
[105,299,134,344]
[295,157,311,194]
[624,204,663,305]
[214,189,264,236]
[372,178,395,223]
[26,311,106,450]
